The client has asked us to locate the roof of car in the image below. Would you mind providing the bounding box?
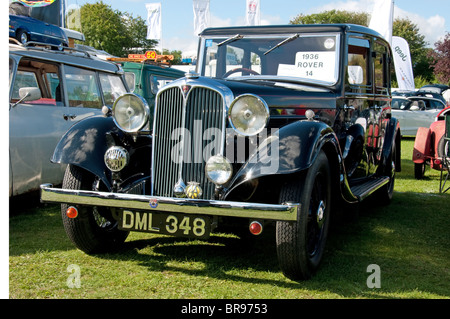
[199,24,385,40]
[9,43,122,74]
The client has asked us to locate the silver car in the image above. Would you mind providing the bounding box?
[9,42,129,196]
[391,96,446,136]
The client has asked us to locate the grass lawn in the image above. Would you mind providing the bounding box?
[9,138,450,299]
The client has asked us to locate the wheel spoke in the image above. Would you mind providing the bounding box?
[307,172,327,257]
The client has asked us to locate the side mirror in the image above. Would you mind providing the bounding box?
[19,87,41,101]
[11,87,41,109]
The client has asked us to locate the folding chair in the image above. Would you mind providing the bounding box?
[439,115,450,193]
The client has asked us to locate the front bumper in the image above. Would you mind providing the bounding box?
[40,184,299,222]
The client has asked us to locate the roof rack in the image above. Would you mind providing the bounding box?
[9,37,92,58]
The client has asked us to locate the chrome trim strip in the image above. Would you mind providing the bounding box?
[29,31,65,42]
[41,184,299,221]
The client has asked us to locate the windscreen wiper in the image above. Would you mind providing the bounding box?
[218,34,243,47]
[264,33,300,55]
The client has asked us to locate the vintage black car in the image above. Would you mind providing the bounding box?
[41,24,401,281]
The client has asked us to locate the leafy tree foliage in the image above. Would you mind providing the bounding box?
[77,1,157,57]
[121,12,158,55]
[162,49,183,65]
[290,10,369,26]
[429,33,450,85]
[80,1,127,56]
[393,18,434,81]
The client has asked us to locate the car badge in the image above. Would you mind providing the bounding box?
[182,85,191,97]
[185,182,202,199]
[149,198,158,208]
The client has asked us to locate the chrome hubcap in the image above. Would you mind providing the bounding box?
[316,200,325,228]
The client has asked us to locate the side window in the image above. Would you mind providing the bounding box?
[99,73,127,106]
[150,75,178,95]
[10,70,39,101]
[346,38,370,93]
[10,58,62,106]
[64,65,102,108]
[124,72,136,93]
[373,42,390,95]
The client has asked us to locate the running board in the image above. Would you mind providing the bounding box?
[349,176,390,202]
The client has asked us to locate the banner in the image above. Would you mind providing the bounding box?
[193,0,210,36]
[146,3,162,40]
[392,36,415,91]
[12,0,56,7]
[246,0,260,26]
[369,0,394,44]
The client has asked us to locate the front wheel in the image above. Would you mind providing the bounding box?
[376,142,397,204]
[17,30,28,45]
[61,164,129,253]
[276,151,331,281]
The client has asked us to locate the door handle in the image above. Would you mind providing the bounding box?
[63,114,77,120]
[343,104,355,111]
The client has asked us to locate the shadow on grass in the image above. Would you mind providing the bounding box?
[9,191,450,297]
[92,191,449,297]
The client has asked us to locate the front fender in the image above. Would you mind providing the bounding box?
[225,120,338,196]
[380,117,401,172]
[51,115,120,190]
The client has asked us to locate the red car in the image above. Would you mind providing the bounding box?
[413,106,450,191]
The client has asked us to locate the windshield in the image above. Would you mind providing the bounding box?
[199,33,340,85]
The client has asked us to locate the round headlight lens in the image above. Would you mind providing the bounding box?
[205,155,233,185]
[104,146,129,172]
[228,94,269,136]
[112,93,149,132]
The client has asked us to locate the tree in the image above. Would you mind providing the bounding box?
[80,1,127,56]
[393,18,434,81]
[121,12,158,55]
[78,1,158,57]
[429,33,450,85]
[163,49,183,65]
[290,10,369,26]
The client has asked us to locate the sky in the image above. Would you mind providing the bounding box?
[67,0,450,56]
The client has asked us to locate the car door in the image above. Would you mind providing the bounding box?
[9,57,108,196]
[342,37,373,179]
[405,99,440,135]
[9,56,74,195]
[343,37,391,179]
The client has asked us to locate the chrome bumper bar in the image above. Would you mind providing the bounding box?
[40,184,299,221]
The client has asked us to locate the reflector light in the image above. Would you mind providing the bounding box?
[66,206,78,219]
[249,221,263,235]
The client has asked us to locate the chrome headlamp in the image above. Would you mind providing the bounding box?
[112,93,149,133]
[104,146,129,172]
[228,94,269,136]
[205,155,233,185]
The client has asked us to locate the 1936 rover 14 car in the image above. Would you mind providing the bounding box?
[41,24,401,281]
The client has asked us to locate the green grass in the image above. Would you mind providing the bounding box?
[9,139,450,299]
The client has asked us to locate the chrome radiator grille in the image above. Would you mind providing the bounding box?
[152,86,225,199]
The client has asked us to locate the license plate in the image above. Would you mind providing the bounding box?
[118,210,211,239]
